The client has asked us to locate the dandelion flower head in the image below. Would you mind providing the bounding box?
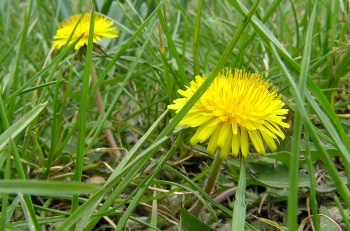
[168,69,290,159]
[52,13,119,50]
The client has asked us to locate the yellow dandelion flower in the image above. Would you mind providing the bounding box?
[168,69,290,159]
[52,13,119,50]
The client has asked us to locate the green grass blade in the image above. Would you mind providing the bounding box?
[232,158,247,230]
[0,34,21,67]
[156,0,188,86]
[0,180,100,195]
[71,8,95,213]
[11,141,41,230]
[334,196,350,230]
[150,189,158,230]
[0,103,47,151]
[193,0,203,76]
[4,224,23,231]
[10,0,33,101]
[100,0,114,14]
[18,193,37,231]
[43,68,63,179]
[288,1,318,230]
[0,140,11,231]
[306,130,320,230]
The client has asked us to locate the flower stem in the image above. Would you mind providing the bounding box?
[189,150,223,216]
[90,63,121,159]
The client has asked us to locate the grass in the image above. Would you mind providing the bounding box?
[0,0,349,230]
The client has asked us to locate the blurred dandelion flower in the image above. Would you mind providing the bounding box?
[52,13,119,50]
[168,69,290,158]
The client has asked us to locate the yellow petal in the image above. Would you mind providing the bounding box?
[195,119,219,143]
[248,129,265,154]
[190,120,215,145]
[220,131,233,159]
[240,127,249,158]
[207,123,223,154]
[231,129,240,157]
[232,119,238,134]
[261,131,277,151]
[217,121,231,148]
[180,113,212,127]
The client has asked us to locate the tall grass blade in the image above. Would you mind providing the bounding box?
[71,7,95,213]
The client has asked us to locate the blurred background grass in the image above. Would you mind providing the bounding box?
[0,0,349,230]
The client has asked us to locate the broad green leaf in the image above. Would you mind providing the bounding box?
[319,206,342,231]
[251,164,310,188]
[230,163,310,188]
[180,208,215,231]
